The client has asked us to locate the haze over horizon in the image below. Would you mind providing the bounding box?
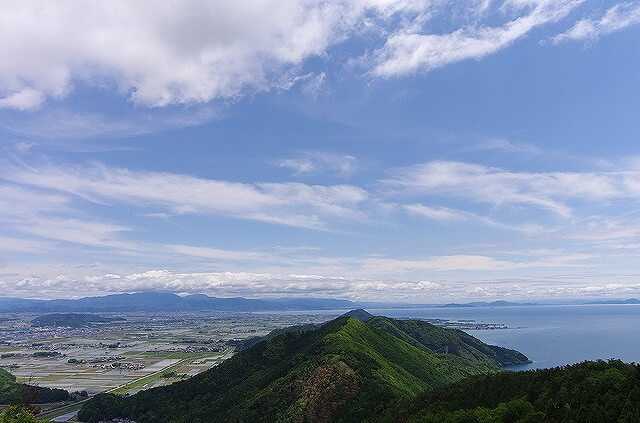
[1,0,640,302]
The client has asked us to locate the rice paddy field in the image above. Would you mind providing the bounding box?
[0,312,325,396]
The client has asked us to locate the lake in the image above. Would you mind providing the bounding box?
[366,304,640,370]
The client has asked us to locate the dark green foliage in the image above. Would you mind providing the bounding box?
[0,407,43,423]
[77,315,640,423]
[368,316,530,366]
[31,313,124,328]
[414,398,546,423]
[403,360,640,423]
[227,323,319,351]
[0,369,69,405]
[80,317,504,423]
[340,309,374,322]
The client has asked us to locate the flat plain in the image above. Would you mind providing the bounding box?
[0,312,326,396]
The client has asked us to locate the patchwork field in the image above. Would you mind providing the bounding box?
[0,311,327,396]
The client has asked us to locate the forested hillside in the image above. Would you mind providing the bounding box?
[0,369,69,405]
[400,360,640,423]
[80,316,523,422]
[368,316,530,366]
[78,315,640,423]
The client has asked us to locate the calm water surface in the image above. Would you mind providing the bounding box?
[366,304,640,370]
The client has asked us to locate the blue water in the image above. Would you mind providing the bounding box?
[366,304,640,370]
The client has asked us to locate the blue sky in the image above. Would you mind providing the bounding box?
[1,0,640,301]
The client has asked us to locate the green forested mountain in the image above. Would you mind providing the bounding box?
[79,315,526,423]
[0,369,69,405]
[368,316,530,366]
[399,360,640,423]
[227,323,319,351]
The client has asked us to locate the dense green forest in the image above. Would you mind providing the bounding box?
[80,315,527,422]
[0,369,69,405]
[367,316,530,366]
[399,360,640,423]
[0,407,42,423]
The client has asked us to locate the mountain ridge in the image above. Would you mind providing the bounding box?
[0,292,358,312]
[79,313,529,422]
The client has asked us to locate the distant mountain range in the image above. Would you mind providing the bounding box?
[586,298,640,305]
[439,300,537,308]
[0,292,358,312]
[2,292,639,313]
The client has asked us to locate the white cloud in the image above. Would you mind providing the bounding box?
[404,202,544,233]
[0,1,599,109]
[167,244,277,263]
[0,269,398,299]
[0,87,45,110]
[0,182,134,250]
[2,107,219,140]
[0,0,429,109]
[301,72,327,98]
[7,263,633,300]
[473,138,542,155]
[553,2,640,43]
[277,151,359,176]
[14,216,130,249]
[0,235,54,253]
[358,253,592,274]
[5,162,370,230]
[13,141,35,153]
[404,203,468,221]
[386,160,640,217]
[371,0,582,77]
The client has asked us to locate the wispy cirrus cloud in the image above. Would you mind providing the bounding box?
[0,235,55,253]
[370,0,583,77]
[385,160,640,217]
[472,138,543,156]
[0,182,133,250]
[0,106,220,141]
[403,203,469,221]
[4,162,370,230]
[553,2,640,43]
[277,151,359,177]
[404,202,544,234]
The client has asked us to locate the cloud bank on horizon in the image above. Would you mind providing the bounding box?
[1,0,640,301]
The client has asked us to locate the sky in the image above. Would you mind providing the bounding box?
[1,0,640,301]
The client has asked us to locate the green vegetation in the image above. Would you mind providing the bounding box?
[340,308,374,322]
[107,352,222,395]
[368,316,530,366]
[0,368,69,405]
[79,315,640,423]
[228,323,318,351]
[79,316,523,422]
[0,407,42,423]
[401,360,640,423]
[31,313,124,328]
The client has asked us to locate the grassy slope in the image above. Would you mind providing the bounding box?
[79,317,500,423]
[367,316,530,366]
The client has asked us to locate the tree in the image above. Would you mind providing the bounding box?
[0,407,41,423]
